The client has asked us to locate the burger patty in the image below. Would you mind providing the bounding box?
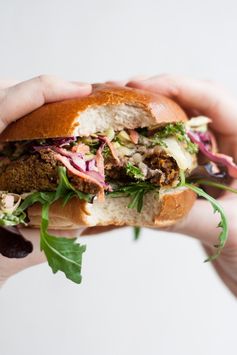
[0,149,179,194]
[0,150,100,195]
[143,153,179,185]
[105,152,179,186]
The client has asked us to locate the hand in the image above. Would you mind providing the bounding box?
[0,76,92,286]
[127,75,237,297]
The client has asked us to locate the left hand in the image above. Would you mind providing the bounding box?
[0,76,92,285]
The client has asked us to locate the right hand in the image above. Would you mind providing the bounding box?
[127,75,237,297]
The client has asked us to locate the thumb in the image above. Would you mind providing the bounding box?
[0,75,92,133]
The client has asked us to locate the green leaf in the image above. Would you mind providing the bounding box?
[150,136,167,148]
[125,162,144,180]
[189,179,237,195]
[6,167,92,284]
[19,191,56,212]
[133,226,141,240]
[55,166,92,202]
[40,203,86,284]
[184,182,228,261]
[62,191,75,207]
[109,182,158,213]
[153,123,198,154]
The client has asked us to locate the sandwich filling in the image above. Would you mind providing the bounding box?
[1,116,237,283]
[0,121,197,200]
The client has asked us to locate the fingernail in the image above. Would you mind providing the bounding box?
[126,80,141,87]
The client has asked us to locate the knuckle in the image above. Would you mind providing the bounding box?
[0,88,6,105]
[147,74,181,97]
[204,79,226,93]
[158,73,173,80]
[0,88,11,129]
[204,79,217,86]
[158,73,179,83]
[162,76,180,97]
[36,75,58,102]
[37,74,56,87]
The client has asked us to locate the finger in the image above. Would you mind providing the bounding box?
[106,75,149,87]
[127,74,237,135]
[0,228,44,281]
[169,199,226,247]
[203,243,237,296]
[0,75,92,132]
[2,227,86,278]
[0,79,19,89]
[81,226,123,236]
[20,227,85,240]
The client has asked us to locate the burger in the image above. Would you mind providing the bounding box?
[0,85,236,283]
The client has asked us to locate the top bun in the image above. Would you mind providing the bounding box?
[0,85,187,142]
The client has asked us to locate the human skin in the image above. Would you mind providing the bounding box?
[0,76,92,286]
[2,75,237,297]
[126,75,237,297]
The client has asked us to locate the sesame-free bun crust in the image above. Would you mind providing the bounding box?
[0,85,188,142]
[28,187,196,229]
[1,85,195,229]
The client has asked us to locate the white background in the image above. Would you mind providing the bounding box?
[0,1,237,354]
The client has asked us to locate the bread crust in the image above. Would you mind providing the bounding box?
[28,197,90,229]
[0,86,195,229]
[154,188,196,227]
[0,85,188,142]
[27,188,196,229]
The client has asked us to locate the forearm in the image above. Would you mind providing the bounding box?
[211,261,237,297]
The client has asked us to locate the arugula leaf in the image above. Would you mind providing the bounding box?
[19,168,91,214]
[40,203,86,284]
[154,123,198,154]
[133,226,141,240]
[125,163,144,180]
[55,166,92,202]
[183,181,228,261]
[190,179,237,194]
[109,182,158,213]
[19,191,55,212]
[14,167,91,283]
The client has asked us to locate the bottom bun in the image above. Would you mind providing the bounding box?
[27,187,196,229]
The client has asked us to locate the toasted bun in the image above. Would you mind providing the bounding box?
[0,85,187,142]
[1,86,195,229]
[28,187,196,229]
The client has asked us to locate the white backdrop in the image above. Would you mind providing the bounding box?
[0,1,237,355]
